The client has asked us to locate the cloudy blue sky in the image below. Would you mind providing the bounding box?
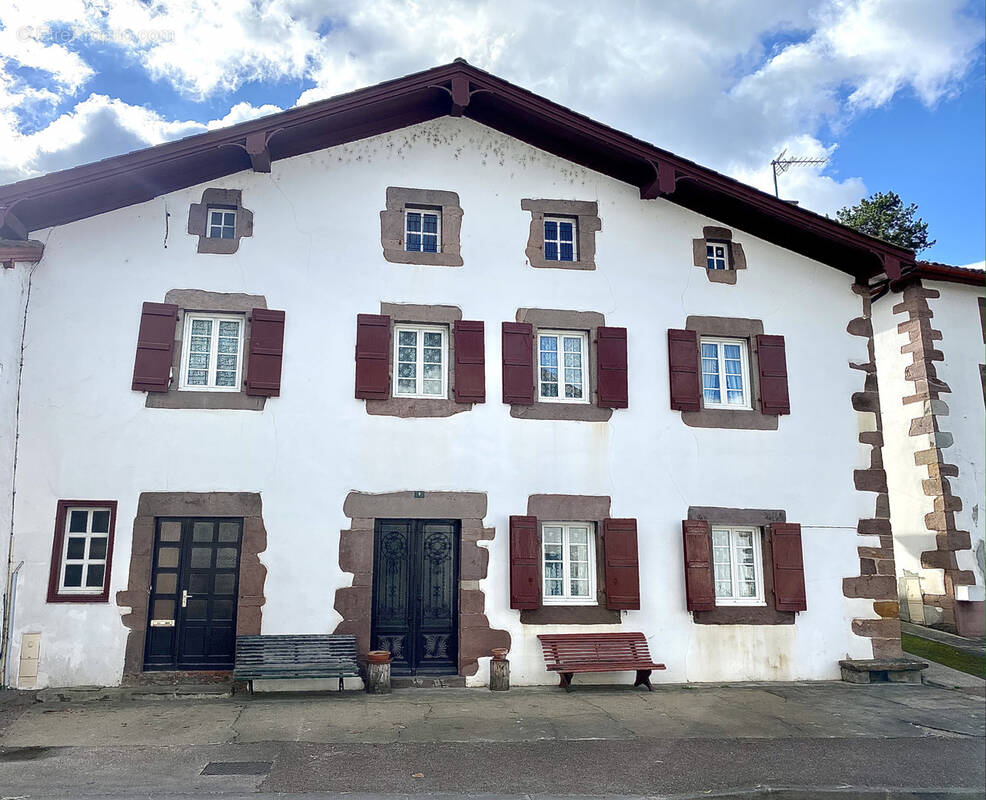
[1,0,983,265]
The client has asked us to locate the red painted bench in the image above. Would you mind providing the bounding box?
[537,632,666,691]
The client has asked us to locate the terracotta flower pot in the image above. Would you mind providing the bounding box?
[491,647,508,661]
[367,650,392,664]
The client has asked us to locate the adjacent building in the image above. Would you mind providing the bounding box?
[0,61,952,689]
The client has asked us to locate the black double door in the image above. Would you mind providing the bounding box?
[144,518,242,671]
[371,519,459,675]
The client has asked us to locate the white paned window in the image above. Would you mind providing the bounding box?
[701,337,751,409]
[538,330,589,403]
[405,208,441,253]
[59,507,112,594]
[712,526,765,605]
[179,313,244,391]
[542,523,597,605]
[393,325,448,398]
[544,216,577,261]
[706,241,729,270]
[207,208,236,239]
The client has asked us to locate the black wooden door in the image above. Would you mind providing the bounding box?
[371,519,459,675]
[143,518,242,671]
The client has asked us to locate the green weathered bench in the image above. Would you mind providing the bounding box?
[233,634,360,693]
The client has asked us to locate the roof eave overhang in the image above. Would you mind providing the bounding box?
[0,61,914,282]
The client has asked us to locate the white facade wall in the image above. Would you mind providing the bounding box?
[926,282,985,586]
[6,118,877,688]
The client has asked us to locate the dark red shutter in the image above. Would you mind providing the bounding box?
[509,515,540,609]
[355,314,391,400]
[757,334,790,415]
[245,309,285,397]
[502,322,535,405]
[603,518,640,610]
[771,523,807,611]
[668,329,701,411]
[596,326,628,409]
[453,320,485,403]
[132,302,178,392]
[682,520,716,611]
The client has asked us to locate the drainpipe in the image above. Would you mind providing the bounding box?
[0,256,42,688]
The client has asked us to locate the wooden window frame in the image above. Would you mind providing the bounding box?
[206,207,236,240]
[404,207,442,254]
[706,241,729,270]
[711,525,766,607]
[541,521,598,606]
[47,500,118,603]
[178,312,245,392]
[700,336,752,410]
[537,329,590,404]
[543,215,578,262]
[392,323,449,399]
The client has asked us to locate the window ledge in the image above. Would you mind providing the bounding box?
[510,402,612,422]
[366,396,472,418]
[520,605,621,625]
[147,390,265,411]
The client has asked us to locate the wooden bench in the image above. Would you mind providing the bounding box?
[538,632,666,692]
[233,634,360,693]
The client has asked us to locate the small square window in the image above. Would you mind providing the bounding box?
[700,337,751,409]
[51,504,116,598]
[707,242,729,270]
[542,523,597,605]
[179,313,244,392]
[544,216,577,262]
[207,208,236,240]
[712,526,765,605]
[405,208,441,253]
[537,330,589,403]
[393,325,448,398]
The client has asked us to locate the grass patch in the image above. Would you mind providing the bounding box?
[901,632,985,678]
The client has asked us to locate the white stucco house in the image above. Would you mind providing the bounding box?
[0,61,953,690]
[874,261,985,637]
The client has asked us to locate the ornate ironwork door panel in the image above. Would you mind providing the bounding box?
[143,517,242,671]
[371,519,459,675]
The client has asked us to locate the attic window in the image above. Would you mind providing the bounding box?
[405,208,441,253]
[706,242,729,270]
[207,208,236,240]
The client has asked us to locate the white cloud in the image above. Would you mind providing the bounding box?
[0,0,981,221]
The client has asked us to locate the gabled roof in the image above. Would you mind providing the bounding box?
[0,59,915,281]
[905,260,985,287]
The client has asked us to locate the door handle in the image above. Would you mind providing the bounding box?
[181,590,192,608]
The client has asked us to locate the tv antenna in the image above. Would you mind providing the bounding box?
[771,149,828,198]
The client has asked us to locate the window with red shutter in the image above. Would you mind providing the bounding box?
[603,518,640,609]
[596,326,628,409]
[682,519,716,611]
[509,515,540,609]
[770,522,806,611]
[355,314,391,399]
[132,302,178,392]
[245,308,285,397]
[502,322,535,405]
[757,334,790,415]
[453,320,485,403]
[668,329,701,411]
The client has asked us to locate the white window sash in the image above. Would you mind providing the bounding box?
[542,522,597,606]
[711,526,765,606]
[543,215,578,261]
[706,241,729,270]
[537,329,589,404]
[404,208,442,253]
[178,313,244,392]
[207,207,236,239]
[392,325,448,399]
[701,337,752,410]
[58,508,110,595]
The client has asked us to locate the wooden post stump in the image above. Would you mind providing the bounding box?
[490,658,510,691]
[367,661,391,694]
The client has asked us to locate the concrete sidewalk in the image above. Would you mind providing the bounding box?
[0,682,983,798]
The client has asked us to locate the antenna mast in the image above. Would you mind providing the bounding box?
[771,149,828,198]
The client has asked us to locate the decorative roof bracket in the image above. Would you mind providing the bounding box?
[639,160,678,200]
[245,131,273,173]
